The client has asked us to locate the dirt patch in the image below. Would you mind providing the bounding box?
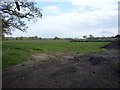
[101,39,120,50]
[2,52,119,88]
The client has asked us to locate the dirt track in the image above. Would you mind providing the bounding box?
[2,52,119,88]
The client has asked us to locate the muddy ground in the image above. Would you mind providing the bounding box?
[101,39,120,50]
[2,51,120,88]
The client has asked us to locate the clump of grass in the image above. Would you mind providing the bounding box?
[33,48,43,51]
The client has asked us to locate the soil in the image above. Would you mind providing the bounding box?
[101,39,120,50]
[2,51,120,88]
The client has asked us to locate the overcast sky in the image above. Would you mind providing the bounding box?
[9,0,119,38]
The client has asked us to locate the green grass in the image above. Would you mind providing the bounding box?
[2,40,110,68]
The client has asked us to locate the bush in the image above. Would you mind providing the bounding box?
[53,36,62,40]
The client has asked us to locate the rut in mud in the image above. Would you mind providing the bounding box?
[2,52,119,88]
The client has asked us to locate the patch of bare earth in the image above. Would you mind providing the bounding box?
[2,52,119,88]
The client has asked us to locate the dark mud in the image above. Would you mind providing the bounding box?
[2,52,119,88]
[101,39,120,50]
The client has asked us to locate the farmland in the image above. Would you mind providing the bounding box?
[2,40,119,88]
[2,40,110,68]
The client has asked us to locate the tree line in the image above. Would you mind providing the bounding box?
[71,34,120,42]
[2,36,41,40]
[2,36,73,41]
[2,35,120,41]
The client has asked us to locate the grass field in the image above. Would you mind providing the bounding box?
[2,40,110,68]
